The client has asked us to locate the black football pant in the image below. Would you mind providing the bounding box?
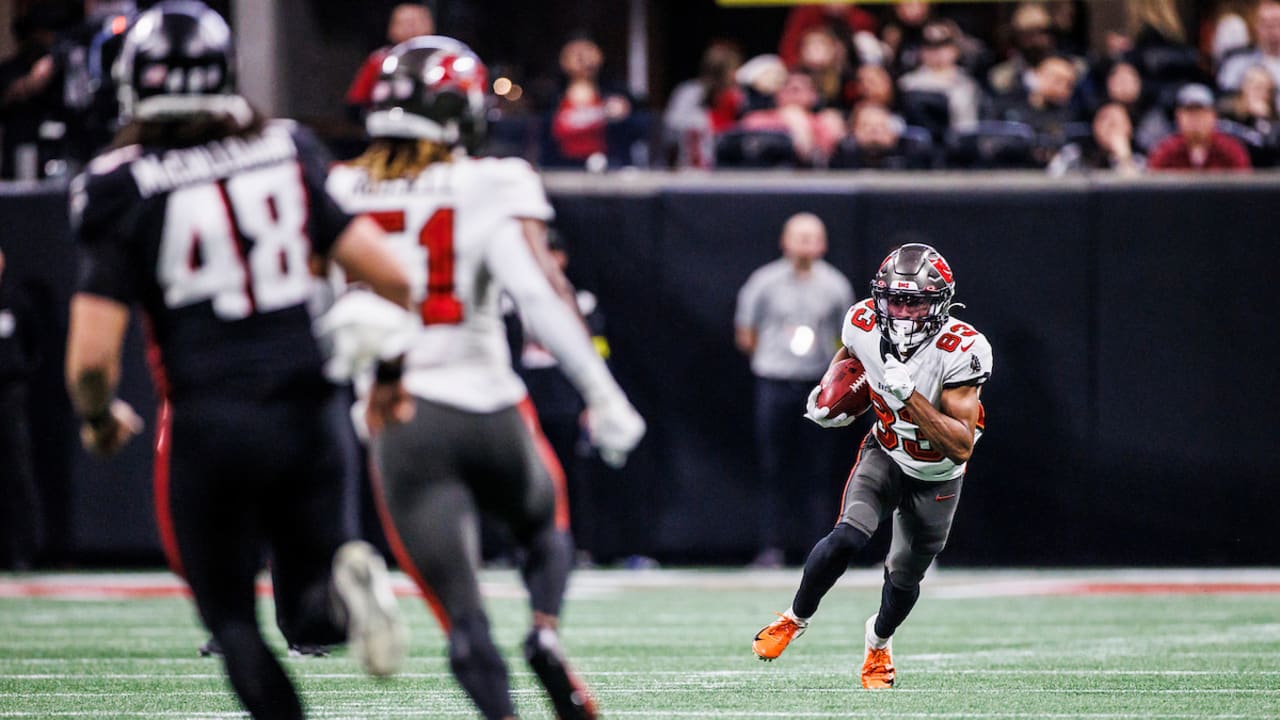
[159,388,354,719]
[754,376,839,558]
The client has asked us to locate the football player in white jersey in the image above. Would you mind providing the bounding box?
[752,243,991,690]
[321,36,644,720]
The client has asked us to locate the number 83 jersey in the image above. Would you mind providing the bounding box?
[71,121,355,399]
[841,298,993,482]
[325,156,555,413]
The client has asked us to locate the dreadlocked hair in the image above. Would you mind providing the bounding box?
[347,138,453,181]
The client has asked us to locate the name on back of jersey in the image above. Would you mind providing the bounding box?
[128,126,298,198]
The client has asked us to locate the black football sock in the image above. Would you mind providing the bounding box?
[215,619,304,720]
[873,568,921,640]
[791,523,871,619]
[520,526,574,618]
[448,612,515,720]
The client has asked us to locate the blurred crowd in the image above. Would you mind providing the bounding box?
[654,0,1278,173]
[3,1,1280,178]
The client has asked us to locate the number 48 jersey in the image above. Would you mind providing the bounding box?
[325,156,555,412]
[841,298,993,482]
[71,121,354,398]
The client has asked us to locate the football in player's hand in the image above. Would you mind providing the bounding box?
[815,357,871,419]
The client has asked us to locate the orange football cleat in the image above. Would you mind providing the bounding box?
[860,615,895,689]
[752,612,806,661]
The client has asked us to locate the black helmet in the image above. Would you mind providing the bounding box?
[115,0,247,123]
[870,243,957,357]
[366,35,488,150]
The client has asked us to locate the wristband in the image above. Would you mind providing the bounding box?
[84,406,114,433]
[374,357,404,384]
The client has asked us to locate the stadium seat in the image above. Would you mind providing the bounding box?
[899,90,951,142]
[830,125,937,170]
[1216,119,1277,168]
[484,116,539,159]
[945,121,1039,169]
[1061,121,1093,146]
[714,129,800,168]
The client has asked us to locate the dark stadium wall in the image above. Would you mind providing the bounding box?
[10,175,1278,567]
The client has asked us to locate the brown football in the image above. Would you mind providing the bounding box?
[815,356,871,419]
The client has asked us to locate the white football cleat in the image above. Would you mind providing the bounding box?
[333,540,407,677]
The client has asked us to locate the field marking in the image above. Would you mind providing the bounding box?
[6,669,1280,681]
[0,707,1269,712]
[5,568,1280,600]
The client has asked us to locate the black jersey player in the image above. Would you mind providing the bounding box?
[65,3,412,718]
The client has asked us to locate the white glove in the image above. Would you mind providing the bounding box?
[587,392,646,468]
[803,385,856,428]
[882,356,915,404]
[314,290,419,382]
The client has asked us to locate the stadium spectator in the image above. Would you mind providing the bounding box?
[1046,0,1088,58]
[854,63,898,112]
[991,55,1084,160]
[1148,83,1252,170]
[1220,64,1280,141]
[345,2,435,116]
[1123,0,1203,109]
[830,102,932,170]
[737,53,789,113]
[1218,0,1280,91]
[66,4,411,717]
[880,0,933,76]
[544,35,637,169]
[753,242,992,692]
[1201,0,1255,67]
[793,26,859,113]
[897,20,984,131]
[989,2,1059,97]
[735,213,853,568]
[739,71,847,166]
[663,40,745,168]
[0,7,66,179]
[1100,61,1174,152]
[325,36,644,720]
[0,246,42,571]
[1048,102,1146,176]
[778,1,879,70]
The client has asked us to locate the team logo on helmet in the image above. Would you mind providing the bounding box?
[365,35,489,150]
[870,242,957,358]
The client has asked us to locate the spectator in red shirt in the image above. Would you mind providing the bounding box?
[345,3,435,115]
[739,70,846,166]
[778,2,878,70]
[1148,84,1252,171]
[546,36,633,167]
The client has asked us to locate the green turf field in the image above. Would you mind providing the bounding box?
[2,568,1278,718]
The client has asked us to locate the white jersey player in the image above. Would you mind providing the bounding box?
[840,292,991,481]
[753,243,991,693]
[319,36,642,720]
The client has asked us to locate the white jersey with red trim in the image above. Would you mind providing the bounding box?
[841,298,992,481]
[326,156,554,412]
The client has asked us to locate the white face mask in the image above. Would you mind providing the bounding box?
[887,317,927,357]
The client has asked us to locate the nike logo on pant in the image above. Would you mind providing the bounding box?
[935,493,956,502]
